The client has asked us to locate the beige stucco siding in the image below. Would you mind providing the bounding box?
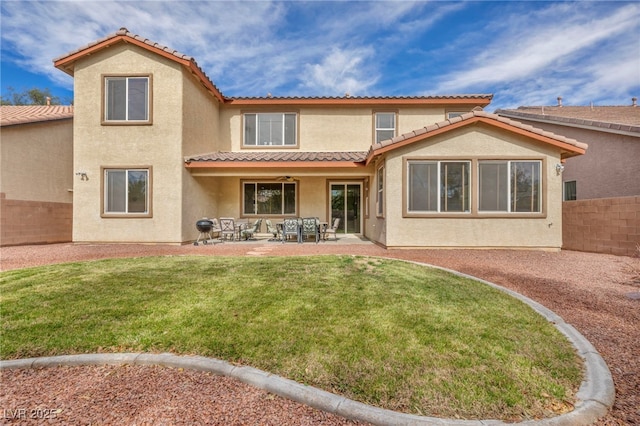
[1,120,73,203]
[395,108,445,137]
[381,125,564,249]
[72,44,187,243]
[180,68,221,240]
[218,106,451,152]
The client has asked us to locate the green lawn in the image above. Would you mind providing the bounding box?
[0,255,582,420]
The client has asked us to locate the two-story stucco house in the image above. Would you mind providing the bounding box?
[53,28,586,249]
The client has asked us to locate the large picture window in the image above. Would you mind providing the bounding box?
[104,168,150,215]
[104,76,150,122]
[407,161,470,213]
[375,112,396,143]
[479,161,541,213]
[244,113,297,146]
[243,182,297,215]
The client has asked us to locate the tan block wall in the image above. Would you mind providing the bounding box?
[563,196,640,257]
[1,193,72,246]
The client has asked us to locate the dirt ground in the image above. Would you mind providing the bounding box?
[1,242,638,425]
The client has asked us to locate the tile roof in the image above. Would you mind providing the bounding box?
[367,109,587,162]
[0,105,74,127]
[185,151,368,163]
[226,94,493,105]
[54,27,225,103]
[496,106,640,133]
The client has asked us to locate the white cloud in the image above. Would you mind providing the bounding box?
[438,3,639,90]
[301,46,379,96]
[0,0,442,97]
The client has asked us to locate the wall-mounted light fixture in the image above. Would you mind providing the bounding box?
[555,163,565,175]
[75,172,89,181]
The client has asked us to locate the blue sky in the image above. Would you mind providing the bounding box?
[1,1,639,111]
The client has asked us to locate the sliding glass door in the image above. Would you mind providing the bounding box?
[330,183,362,234]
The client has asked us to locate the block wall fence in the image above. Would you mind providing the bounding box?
[563,196,640,257]
[0,193,72,247]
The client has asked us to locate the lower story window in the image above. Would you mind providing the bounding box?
[104,168,150,215]
[243,182,296,215]
[408,161,470,213]
[479,160,541,212]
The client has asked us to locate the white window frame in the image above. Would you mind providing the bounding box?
[102,167,151,217]
[407,160,471,214]
[478,160,542,213]
[375,112,396,143]
[243,113,297,146]
[103,76,151,123]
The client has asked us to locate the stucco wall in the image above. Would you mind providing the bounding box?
[0,119,73,246]
[506,119,640,199]
[1,119,73,203]
[219,105,452,152]
[180,68,221,241]
[72,44,186,243]
[380,124,564,249]
[563,196,640,256]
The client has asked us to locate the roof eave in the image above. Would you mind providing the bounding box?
[185,161,366,169]
[365,116,586,164]
[224,96,493,107]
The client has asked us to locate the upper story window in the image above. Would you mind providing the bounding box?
[244,113,297,146]
[479,160,541,213]
[447,111,468,119]
[103,76,151,124]
[375,112,396,143]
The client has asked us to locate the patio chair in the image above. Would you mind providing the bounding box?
[241,218,262,240]
[210,218,222,239]
[282,218,300,243]
[219,217,236,241]
[265,219,280,241]
[301,217,320,243]
[323,218,340,241]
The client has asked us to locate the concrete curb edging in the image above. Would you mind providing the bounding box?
[1,263,614,425]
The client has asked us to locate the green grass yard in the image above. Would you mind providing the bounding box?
[0,255,582,420]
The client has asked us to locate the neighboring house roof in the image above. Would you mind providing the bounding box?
[53,27,492,108]
[496,105,640,136]
[365,110,587,164]
[0,105,74,127]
